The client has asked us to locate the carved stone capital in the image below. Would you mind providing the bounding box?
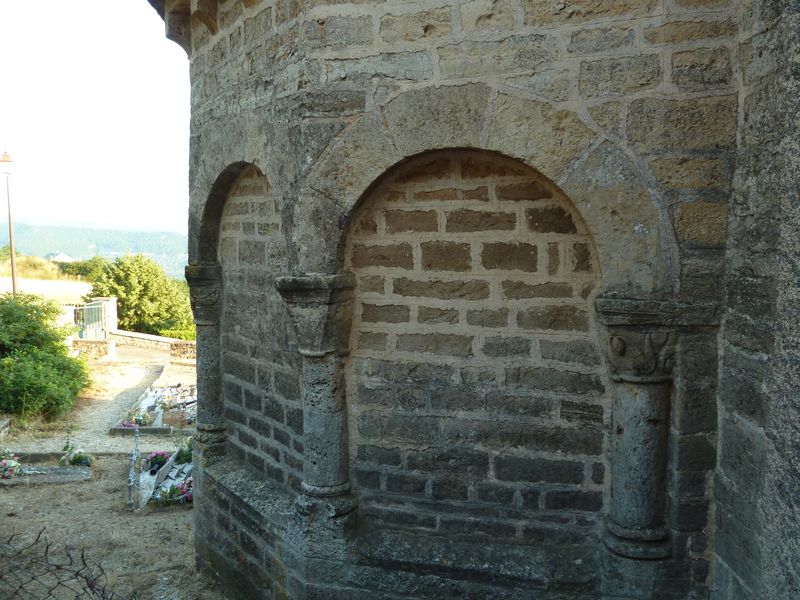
[186,264,222,326]
[595,295,719,383]
[275,273,355,357]
[603,329,676,383]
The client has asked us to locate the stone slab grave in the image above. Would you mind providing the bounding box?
[0,466,92,486]
[130,448,193,509]
[110,384,197,436]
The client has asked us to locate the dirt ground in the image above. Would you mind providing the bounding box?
[0,347,227,600]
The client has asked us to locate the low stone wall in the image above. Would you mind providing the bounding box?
[109,330,196,361]
[170,341,196,361]
[72,339,115,360]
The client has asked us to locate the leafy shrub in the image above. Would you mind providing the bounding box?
[0,294,90,419]
[0,293,67,356]
[0,348,89,418]
[157,328,196,340]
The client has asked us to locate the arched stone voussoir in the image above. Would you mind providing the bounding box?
[190,161,261,264]
[380,83,493,157]
[307,111,403,217]
[485,91,596,181]
[561,141,670,294]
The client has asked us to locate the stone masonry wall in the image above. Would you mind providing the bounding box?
[166,0,747,596]
[188,1,736,303]
[218,166,304,493]
[346,150,607,542]
[713,2,799,599]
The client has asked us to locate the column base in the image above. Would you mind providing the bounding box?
[604,519,671,560]
[295,488,358,519]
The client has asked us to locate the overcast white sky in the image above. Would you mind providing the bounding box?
[0,1,190,234]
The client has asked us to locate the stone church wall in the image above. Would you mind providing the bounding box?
[140,0,792,597]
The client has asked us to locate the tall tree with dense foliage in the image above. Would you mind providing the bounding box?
[0,293,89,419]
[87,254,195,339]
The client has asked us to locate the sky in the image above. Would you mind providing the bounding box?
[0,1,190,234]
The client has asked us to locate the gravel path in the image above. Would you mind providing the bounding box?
[5,346,197,456]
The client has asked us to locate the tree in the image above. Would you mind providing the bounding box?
[57,256,110,281]
[87,255,195,339]
[0,293,89,419]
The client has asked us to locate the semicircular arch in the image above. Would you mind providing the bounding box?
[295,84,673,295]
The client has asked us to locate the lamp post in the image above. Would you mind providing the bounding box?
[0,152,16,296]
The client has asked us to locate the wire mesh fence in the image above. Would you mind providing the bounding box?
[0,530,120,599]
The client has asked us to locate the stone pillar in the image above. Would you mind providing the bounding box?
[603,330,675,559]
[596,297,680,560]
[275,272,355,503]
[186,263,225,458]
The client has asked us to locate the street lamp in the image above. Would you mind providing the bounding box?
[0,151,16,296]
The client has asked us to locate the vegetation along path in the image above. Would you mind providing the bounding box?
[0,346,223,599]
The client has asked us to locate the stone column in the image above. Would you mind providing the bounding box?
[275,272,355,505]
[596,297,678,560]
[185,263,225,458]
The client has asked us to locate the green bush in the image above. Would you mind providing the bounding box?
[0,293,68,356]
[87,255,195,340]
[57,256,110,281]
[0,294,90,419]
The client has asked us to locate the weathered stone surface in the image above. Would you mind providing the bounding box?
[446,210,516,232]
[518,305,589,331]
[384,210,438,233]
[627,95,737,153]
[561,141,663,293]
[396,333,474,357]
[526,207,577,234]
[502,280,572,299]
[540,338,600,365]
[644,19,736,44]
[481,242,538,272]
[649,157,728,191]
[460,0,515,30]
[674,201,727,248]
[466,308,509,327]
[569,27,635,53]
[393,278,490,300]
[672,47,733,91]
[482,336,531,357]
[361,303,410,323]
[522,0,657,25]
[351,244,413,269]
[382,84,491,155]
[418,306,459,324]
[438,35,556,78]
[579,54,662,97]
[380,8,452,43]
[421,241,471,271]
[301,16,373,49]
[487,94,595,178]
[505,69,574,102]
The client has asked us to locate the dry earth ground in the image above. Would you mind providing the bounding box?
[1,348,226,600]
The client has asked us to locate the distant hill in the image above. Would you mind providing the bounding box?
[0,222,188,278]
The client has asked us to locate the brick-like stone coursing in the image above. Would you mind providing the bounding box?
[219,167,302,493]
[345,150,607,538]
